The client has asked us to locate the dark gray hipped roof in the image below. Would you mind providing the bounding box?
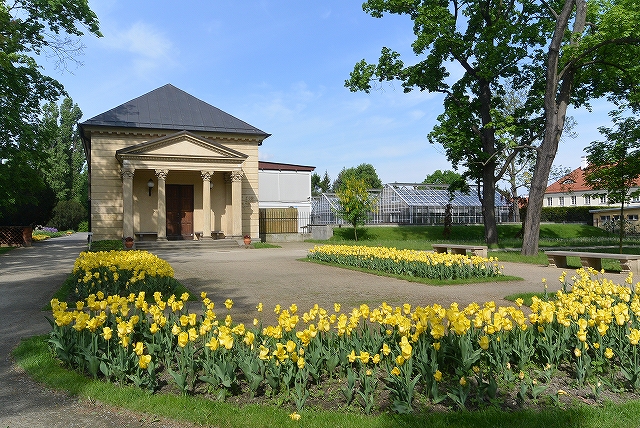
[80,84,269,137]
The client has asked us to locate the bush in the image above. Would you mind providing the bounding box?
[49,200,87,231]
[77,220,89,232]
[539,206,606,225]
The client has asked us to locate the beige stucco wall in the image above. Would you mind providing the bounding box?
[593,206,640,230]
[88,128,262,240]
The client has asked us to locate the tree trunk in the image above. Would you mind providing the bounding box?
[478,78,499,245]
[521,0,585,256]
[619,200,625,254]
[482,168,498,245]
[510,170,521,223]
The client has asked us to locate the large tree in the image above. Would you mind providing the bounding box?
[345,0,640,250]
[39,97,86,204]
[0,0,100,219]
[584,113,640,253]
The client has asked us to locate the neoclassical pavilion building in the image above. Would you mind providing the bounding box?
[79,84,270,242]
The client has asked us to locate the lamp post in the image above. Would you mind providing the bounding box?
[147,178,154,196]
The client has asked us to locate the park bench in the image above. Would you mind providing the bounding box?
[545,250,640,275]
[431,243,488,258]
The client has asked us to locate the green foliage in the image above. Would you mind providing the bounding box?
[423,170,463,186]
[539,206,607,225]
[39,98,87,204]
[334,177,378,241]
[49,200,87,231]
[89,240,123,252]
[585,113,640,251]
[345,0,640,252]
[312,170,332,196]
[333,163,382,192]
[0,1,100,217]
[0,168,56,225]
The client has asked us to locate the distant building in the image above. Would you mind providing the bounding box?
[258,161,315,233]
[544,157,640,208]
[311,183,510,225]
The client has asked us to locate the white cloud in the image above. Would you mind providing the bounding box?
[101,21,176,75]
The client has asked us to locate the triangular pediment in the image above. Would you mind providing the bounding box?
[116,131,248,164]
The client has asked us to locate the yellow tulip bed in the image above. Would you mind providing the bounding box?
[71,250,178,300]
[307,244,502,280]
[48,261,640,414]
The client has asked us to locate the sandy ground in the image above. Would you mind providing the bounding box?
[0,233,631,427]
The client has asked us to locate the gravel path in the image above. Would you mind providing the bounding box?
[0,234,630,427]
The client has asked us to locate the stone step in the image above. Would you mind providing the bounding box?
[133,238,242,251]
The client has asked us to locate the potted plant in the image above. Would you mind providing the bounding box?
[243,234,251,245]
[124,236,134,249]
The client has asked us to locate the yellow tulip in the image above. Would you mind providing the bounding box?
[177,331,189,348]
[138,354,152,369]
[102,327,112,341]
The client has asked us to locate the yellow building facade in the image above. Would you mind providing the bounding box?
[79,85,269,242]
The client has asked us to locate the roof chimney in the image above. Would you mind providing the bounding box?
[581,156,588,169]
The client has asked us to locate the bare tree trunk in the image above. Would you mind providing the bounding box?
[521,0,585,256]
[509,167,521,223]
[619,200,625,253]
[480,164,498,244]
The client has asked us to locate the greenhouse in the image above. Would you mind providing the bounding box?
[310,183,511,225]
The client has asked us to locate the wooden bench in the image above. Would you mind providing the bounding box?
[134,232,158,241]
[545,250,640,275]
[431,243,488,258]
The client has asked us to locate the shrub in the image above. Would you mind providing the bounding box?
[77,220,89,232]
[49,200,87,231]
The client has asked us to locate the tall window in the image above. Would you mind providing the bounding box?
[571,196,577,205]
[547,197,553,206]
[584,195,591,205]
[600,195,607,204]
[559,196,564,206]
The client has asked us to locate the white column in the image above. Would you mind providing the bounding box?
[155,169,168,241]
[201,171,213,239]
[231,170,243,237]
[121,168,135,239]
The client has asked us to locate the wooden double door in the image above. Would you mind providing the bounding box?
[166,184,194,240]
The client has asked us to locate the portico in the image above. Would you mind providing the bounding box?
[79,84,269,242]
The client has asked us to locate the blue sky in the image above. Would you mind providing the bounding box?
[41,0,617,185]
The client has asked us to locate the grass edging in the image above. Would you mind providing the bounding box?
[13,335,640,428]
[301,258,522,286]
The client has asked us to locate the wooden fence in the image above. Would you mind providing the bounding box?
[259,208,299,234]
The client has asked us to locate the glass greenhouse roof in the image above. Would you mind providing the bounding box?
[382,183,508,207]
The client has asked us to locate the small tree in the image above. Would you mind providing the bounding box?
[584,114,640,253]
[335,177,377,241]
